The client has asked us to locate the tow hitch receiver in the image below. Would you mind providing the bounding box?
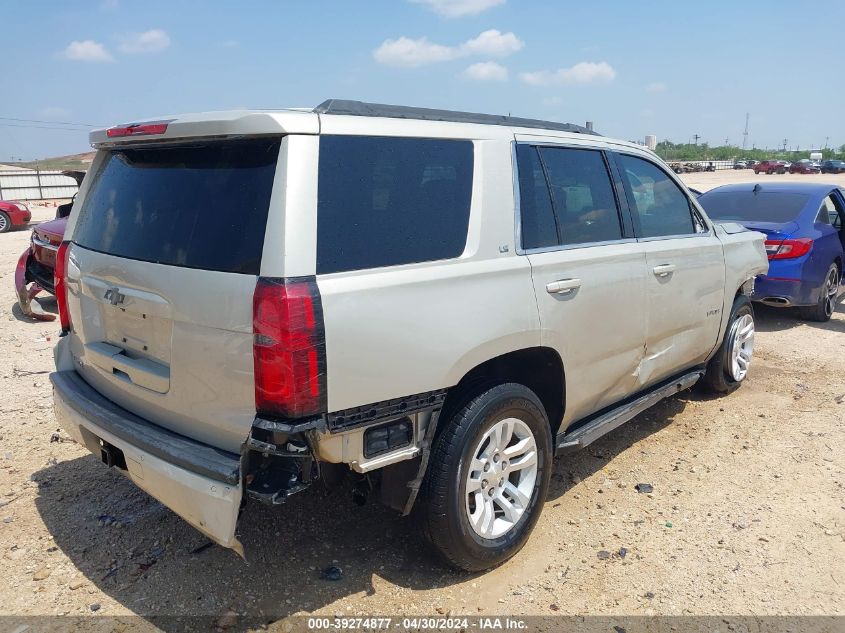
[100,440,127,470]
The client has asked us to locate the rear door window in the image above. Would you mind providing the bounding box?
[538,147,623,246]
[516,145,624,249]
[74,138,280,275]
[617,154,696,238]
[316,136,473,274]
[818,195,841,226]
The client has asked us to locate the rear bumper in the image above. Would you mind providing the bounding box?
[51,368,244,554]
[752,275,818,307]
[26,251,55,294]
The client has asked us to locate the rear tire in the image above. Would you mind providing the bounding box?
[0,211,10,233]
[800,263,839,322]
[698,295,755,395]
[419,383,552,571]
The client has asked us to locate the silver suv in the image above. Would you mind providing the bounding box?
[51,100,768,571]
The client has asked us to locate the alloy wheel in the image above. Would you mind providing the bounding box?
[465,417,538,539]
[823,267,839,319]
[728,313,755,382]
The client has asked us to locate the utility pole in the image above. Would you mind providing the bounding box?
[724,137,729,146]
[742,112,749,150]
[693,134,701,145]
[825,136,830,150]
[782,138,788,152]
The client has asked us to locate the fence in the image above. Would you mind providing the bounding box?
[665,160,736,172]
[0,169,79,201]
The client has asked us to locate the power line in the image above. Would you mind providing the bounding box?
[0,116,102,127]
[0,123,91,132]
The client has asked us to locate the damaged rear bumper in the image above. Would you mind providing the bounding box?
[15,248,56,321]
[50,369,244,555]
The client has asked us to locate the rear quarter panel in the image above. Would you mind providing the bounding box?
[315,138,540,412]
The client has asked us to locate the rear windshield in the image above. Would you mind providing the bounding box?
[74,138,280,274]
[698,191,809,223]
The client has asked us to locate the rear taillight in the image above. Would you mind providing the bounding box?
[764,238,813,260]
[253,277,326,419]
[54,240,72,333]
[106,122,169,137]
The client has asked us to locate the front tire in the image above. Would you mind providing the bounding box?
[420,383,553,571]
[698,295,755,395]
[0,211,10,233]
[800,263,839,322]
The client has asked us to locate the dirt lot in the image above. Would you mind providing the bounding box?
[0,171,844,628]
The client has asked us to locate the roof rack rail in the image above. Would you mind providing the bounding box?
[313,99,599,136]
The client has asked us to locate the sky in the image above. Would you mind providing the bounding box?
[2,0,843,161]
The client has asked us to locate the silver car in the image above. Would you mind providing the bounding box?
[51,100,768,570]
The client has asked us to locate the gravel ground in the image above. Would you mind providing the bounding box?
[0,174,843,629]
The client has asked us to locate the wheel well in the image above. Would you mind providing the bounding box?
[735,278,754,299]
[442,347,565,435]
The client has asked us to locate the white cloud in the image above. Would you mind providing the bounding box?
[462,61,508,81]
[460,29,523,57]
[373,29,523,67]
[374,37,456,67]
[222,39,238,48]
[62,40,114,62]
[541,96,562,107]
[38,106,71,119]
[646,82,667,93]
[118,29,171,54]
[520,62,616,86]
[409,0,505,17]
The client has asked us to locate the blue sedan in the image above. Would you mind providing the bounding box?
[698,182,845,322]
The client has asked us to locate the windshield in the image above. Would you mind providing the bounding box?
[73,138,280,275]
[698,191,809,223]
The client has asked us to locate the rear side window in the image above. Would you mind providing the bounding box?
[698,191,810,223]
[74,139,280,275]
[618,154,696,238]
[317,136,473,274]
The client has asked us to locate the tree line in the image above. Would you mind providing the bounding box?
[654,140,845,162]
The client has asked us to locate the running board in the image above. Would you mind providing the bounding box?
[555,370,703,455]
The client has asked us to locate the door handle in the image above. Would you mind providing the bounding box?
[546,278,582,295]
[652,263,677,277]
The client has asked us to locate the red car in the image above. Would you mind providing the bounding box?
[754,160,786,175]
[15,215,67,321]
[789,160,821,174]
[14,171,83,321]
[0,200,32,233]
